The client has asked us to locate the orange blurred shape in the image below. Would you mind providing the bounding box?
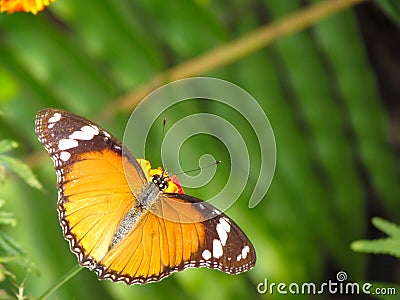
[0,0,55,15]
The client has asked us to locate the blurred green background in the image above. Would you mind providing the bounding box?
[1,0,400,299]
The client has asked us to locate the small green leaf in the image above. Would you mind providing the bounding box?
[0,140,18,154]
[0,264,16,283]
[372,217,400,238]
[0,212,17,227]
[351,238,400,258]
[0,155,43,191]
[0,232,26,261]
[352,217,400,258]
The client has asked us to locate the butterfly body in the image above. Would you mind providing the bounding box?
[111,182,160,247]
[35,108,256,284]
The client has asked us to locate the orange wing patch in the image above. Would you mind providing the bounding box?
[61,148,139,263]
[96,202,206,283]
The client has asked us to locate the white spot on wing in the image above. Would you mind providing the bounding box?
[58,139,78,150]
[202,249,212,260]
[216,223,228,246]
[69,130,94,141]
[219,217,231,232]
[212,239,223,258]
[81,125,99,135]
[48,113,61,123]
[60,151,71,161]
[241,245,250,259]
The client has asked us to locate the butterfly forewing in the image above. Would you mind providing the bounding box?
[36,109,146,264]
[35,108,256,285]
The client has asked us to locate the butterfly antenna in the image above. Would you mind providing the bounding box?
[174,160,221,176]
[161,117,167,145]
[161,118,167,178]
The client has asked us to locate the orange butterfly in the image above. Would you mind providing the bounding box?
[35,108,256,284]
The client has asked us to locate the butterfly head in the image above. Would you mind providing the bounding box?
[151,173,169,191]
[137,158,184,194]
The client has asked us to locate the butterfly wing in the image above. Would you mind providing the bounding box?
[35,108,147,267]
[95,193,256,284]
[164,194,256,274]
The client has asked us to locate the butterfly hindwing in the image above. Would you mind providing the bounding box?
[94,194,255,284]
[164,194,256,273]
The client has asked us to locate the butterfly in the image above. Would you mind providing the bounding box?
[35,108,256,285]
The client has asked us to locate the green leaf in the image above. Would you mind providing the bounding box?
[0,263,17,282]
[0,140,18,154]
[0,232,26,263]
[351,238,400,258]
[0,155,43,191]
[0,199,17,227]
[351,217,400,258]
[0,212,16,227]
[375,0,400,25]
[372,217,400,238]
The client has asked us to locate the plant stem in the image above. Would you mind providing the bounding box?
[36,264,82,300]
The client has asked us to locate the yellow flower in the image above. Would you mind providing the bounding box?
[137,158,184,194]
[0,0,55,15]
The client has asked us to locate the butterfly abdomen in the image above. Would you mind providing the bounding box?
[111,182,161,247]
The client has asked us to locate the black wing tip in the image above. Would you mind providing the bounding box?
[36,107,62,115]
[37,108,78,119]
